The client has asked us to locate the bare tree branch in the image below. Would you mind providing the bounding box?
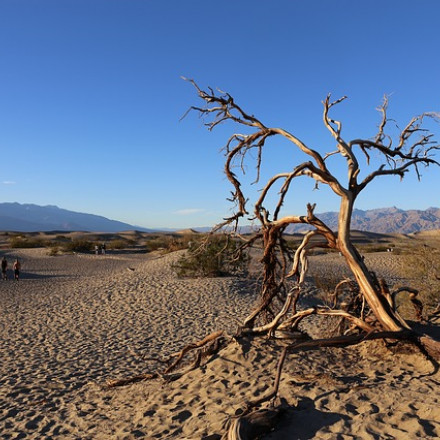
[184,78,440,345]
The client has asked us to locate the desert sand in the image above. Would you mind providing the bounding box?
[1,247,440,439]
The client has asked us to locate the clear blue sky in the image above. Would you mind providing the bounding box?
[0,0,439,229]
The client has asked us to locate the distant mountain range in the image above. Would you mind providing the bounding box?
[0,203,153,233]
[196,207,440,235]
[284,206,440,234]
[0,203,440,234]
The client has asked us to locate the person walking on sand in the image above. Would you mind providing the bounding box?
[13,258,21,281]
[1,257,7,280]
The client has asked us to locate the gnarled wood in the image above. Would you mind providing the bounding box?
[184,79,440,357]
[224,408,284,440]
[164,330,224,374]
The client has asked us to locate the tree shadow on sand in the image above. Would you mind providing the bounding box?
[411,321,440,341]
[265,397,349,439]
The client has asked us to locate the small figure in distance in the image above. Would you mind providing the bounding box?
[1,256,7,280]
[13,258,21,281]
[95,245,99,255]
[101,243,106,255]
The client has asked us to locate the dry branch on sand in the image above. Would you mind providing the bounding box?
[107,331,226,388]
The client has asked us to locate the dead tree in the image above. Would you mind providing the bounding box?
[184,78,440,358]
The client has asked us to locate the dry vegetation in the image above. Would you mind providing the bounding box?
[285,230,440,318]
[0,230,198,255]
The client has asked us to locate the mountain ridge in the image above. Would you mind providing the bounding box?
[312,206,440,234]
[196,207,440,235]
[1,203,440,234]
[0,203,153,233]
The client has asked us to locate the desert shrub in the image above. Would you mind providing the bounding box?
[107,239,131,250]
[144,235,173,252]
[55,235,70,241]
[357,244,391,253]
[144,234,196,253]
[61,240,95,253]
[172,235,249,278]
[396,245,440,317]
[168,234,198,252]
[10,236,47,248]
[47,246,60,256]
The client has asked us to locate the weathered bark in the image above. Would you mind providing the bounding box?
[418,334,440,360]
[164,330,224,374]
[224,408,284,440]
[337,195,410,331]
[183,79,440,354]
[107,331,226,388]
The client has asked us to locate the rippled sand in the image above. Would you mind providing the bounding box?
[0,248,439,439]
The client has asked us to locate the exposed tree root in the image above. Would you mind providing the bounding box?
[428,303,440,322]
[417,334,440,362]
[222,346,288,440]
[222,328,436,439]
[223,407,285,440]
[287,329,412,351]
[164,330,224,374]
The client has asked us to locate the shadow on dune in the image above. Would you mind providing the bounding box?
[411,321,440,340]
[96,248,148,255]
[268,397,349,439]
[7,272,67,280]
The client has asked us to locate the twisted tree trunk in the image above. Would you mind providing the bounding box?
[184,79,440,358]
[338,194,410,331]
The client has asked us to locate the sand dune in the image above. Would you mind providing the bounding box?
[0,248,439,439]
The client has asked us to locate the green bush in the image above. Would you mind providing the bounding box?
[172,235,249,278]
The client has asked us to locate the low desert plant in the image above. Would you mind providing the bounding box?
[10,236,47,248]
[357,244,391,254]
[144,234,195,253]
[396,245,440,318]
[144,235,173,252]
[54,235,70,242]
[107,239,133,250]
[172,235,249,278]
[61,240,95,253]
[47,246,60,256]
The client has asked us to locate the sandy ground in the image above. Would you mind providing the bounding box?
[0,248,439,439]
